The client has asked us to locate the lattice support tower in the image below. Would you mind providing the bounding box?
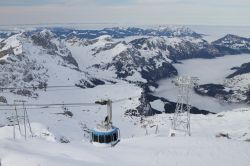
[170,76,198,136]
[13,100,33,140]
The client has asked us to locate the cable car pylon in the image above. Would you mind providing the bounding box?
[169,76,198,137]
[13,100,33,140]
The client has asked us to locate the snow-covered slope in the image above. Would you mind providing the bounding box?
[0,30,120,98]
[1,27,249,91]
[130,36,220,60]
[0,107,250,166]
[66,35,177,83]
[1,136,250,166]
[0,83,143,142]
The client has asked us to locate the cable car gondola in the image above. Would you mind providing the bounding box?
[90,100,120,147]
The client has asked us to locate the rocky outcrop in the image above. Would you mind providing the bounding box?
[0,96,7,103]
[227,62,250,78]
[194,84,234,101]
[31,30,79,68]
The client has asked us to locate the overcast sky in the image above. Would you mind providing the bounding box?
[0,0,249,26]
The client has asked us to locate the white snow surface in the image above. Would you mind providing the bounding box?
[65,37,135,81]
[1,83,143,142]
[150,100,165,112]
[0,34,23,55]
[0,108,250,166]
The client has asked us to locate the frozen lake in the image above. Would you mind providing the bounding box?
[154,54,250,113]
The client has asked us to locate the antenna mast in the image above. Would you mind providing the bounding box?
[170,76,198,136]
[106,99,112,125]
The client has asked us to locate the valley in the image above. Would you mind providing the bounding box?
[0,25,250,166]
[154,54,250,113]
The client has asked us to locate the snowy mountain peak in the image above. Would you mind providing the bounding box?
[130,37,167,52]
[157,25,193,34]
[212,34,250,51]
[214,34,250,43]
[0,33,23,56]
[39,29,55,38]
[146,25,202,38]
[31,30,57,50]
[96,35,112,41]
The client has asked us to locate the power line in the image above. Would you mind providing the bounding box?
[0,105,93,111]
[0,83,134,92]
[0,102,97,107]
[0,95,141,108]
[0,85,76,90]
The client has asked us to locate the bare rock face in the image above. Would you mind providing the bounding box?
[31,29,57,50]
[130,36,221,61]
[59,136,70,143]
[227,62,250,78]
[31,30,79,68]
[0,96,7,103]
[0,53,48,98]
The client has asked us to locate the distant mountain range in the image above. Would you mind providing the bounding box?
[48,26,203,39]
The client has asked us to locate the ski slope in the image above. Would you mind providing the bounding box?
[1,136,250,166]
[0,83,143,142]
